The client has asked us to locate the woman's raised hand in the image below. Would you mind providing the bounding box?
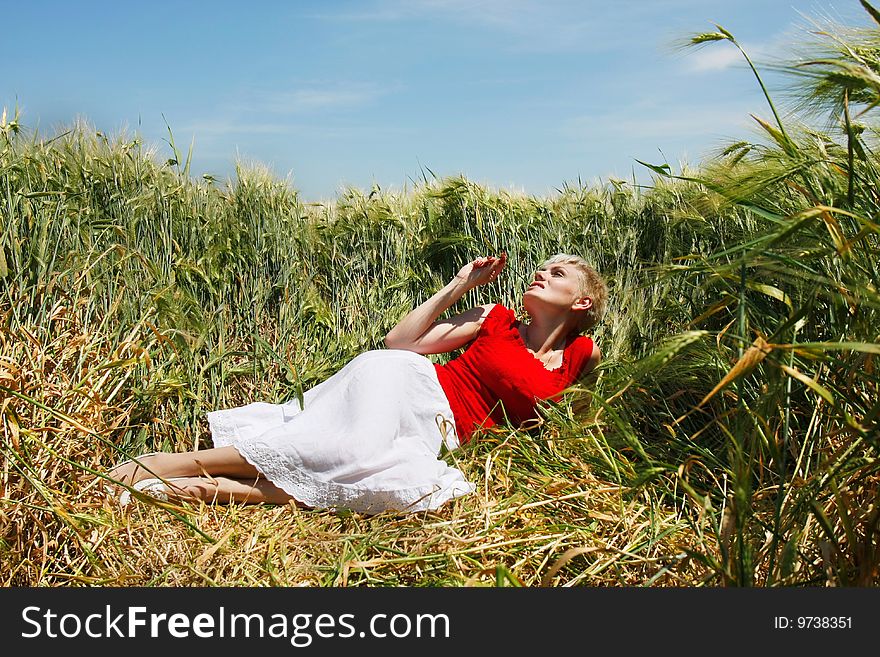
[454,252,507,289]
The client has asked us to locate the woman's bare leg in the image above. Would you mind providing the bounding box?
[157,476,303,506]
[109,447,260,486]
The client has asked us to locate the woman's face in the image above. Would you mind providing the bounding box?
[522,262,586,315]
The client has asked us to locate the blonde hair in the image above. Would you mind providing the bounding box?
[539,254,608,333]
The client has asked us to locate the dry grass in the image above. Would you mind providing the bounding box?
[0,288,710,587]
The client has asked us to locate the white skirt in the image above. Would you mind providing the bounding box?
[207,349,475,514]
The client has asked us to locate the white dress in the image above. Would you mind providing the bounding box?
[207,349,475,514]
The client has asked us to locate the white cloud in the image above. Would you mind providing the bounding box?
[414,0,534,31]
[312,0,527,27]
[681,28,800,74]
[562,103,756,142]
[257,87,382,113]
[685,42,744,72]
[175,114,414,141]
[311,0,624,53]
[175,81,396,140]
[227,83,390,115]
[175,119,296,136]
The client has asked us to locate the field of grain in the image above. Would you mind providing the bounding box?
[1,9,877,586]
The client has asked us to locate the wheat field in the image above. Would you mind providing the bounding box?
[1,6,877,587]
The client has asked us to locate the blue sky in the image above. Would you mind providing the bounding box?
[3,0,870,201]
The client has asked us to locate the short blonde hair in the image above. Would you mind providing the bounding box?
[539,254,608,333]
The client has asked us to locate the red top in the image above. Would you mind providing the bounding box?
[434,304,595,444]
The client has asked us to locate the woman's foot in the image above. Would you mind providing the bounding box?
[103,447,272,505]
[118,476,298,506]
[118,477,192,507]
[108,452,165,486]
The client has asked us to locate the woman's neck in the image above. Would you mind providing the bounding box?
[521,315,573,356]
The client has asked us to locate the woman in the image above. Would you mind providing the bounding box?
[109,252,607,514]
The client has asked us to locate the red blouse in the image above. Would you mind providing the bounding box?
[433,304,595,444]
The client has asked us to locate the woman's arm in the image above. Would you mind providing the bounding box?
[583,344,601,376]
[384,254,506,354]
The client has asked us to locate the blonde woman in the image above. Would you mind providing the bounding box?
[109,253,607,514]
